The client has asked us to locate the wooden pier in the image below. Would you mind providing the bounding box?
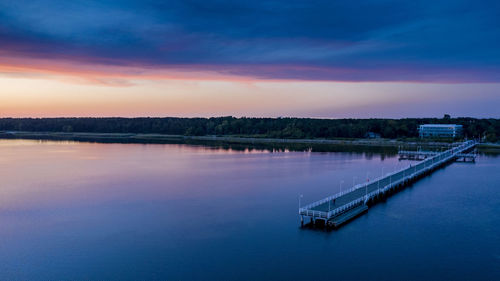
[299,140,477,228]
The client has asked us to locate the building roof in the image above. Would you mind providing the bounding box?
[419,124,462,128]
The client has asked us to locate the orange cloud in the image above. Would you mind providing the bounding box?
[0,56,261,86]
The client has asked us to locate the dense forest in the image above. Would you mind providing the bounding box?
[0,116,498,142]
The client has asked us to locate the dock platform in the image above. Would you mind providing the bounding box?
[299,140,477,227]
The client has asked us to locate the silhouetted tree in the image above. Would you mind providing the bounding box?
[0,117,498,141]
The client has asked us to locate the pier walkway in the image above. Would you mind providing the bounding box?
[299,140,477,227]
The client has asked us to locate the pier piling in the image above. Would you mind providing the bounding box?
[299,140,477,228]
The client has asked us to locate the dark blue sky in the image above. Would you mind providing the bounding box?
[1,0,500,82]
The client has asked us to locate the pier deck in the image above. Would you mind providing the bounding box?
[299,140,477,227]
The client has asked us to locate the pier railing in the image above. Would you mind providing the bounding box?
[299,140,476,220]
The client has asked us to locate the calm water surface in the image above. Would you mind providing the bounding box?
[0,139,498,280]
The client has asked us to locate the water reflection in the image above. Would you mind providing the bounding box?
[0,139,498,280]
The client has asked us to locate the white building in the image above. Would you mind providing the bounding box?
[418,124,463,138]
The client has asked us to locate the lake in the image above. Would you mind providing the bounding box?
[0,139,498,280]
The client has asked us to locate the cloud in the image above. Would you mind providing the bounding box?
[0,0,499,83]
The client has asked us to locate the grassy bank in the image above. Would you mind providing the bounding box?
[476,142,500,153]
[0,131,480,153]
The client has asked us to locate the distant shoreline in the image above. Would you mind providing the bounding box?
[2,131,498,151]
[1,117,498,143]
[0,131,449,146]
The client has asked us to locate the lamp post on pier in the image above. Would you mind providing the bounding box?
[299,194,304,226]
[365,181,368,200]
[378,167,384,193]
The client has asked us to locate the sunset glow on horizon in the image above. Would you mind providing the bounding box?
[1,0,499,118]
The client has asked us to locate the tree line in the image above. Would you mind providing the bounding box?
[0,116,498,142]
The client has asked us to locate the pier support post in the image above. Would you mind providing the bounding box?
[298,141,477,229]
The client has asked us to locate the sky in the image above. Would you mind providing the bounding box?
[1,0,499,118]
